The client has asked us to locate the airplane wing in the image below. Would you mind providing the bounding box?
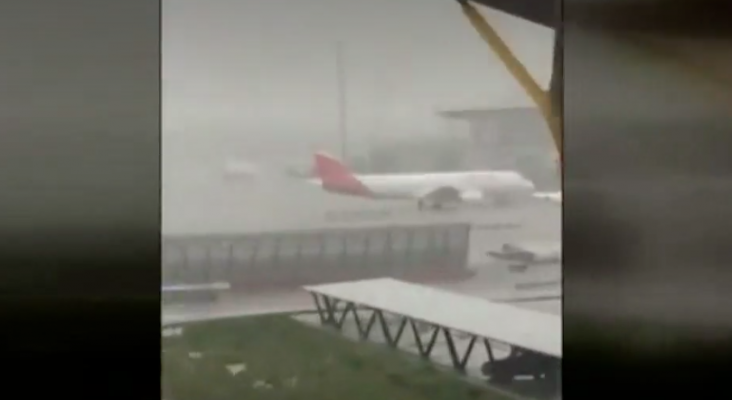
[416,186,487,205]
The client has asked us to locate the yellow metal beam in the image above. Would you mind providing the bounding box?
[457,1,561,163]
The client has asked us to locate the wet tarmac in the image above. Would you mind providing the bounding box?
[162,167,561,334]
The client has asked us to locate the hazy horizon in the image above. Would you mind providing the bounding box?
[162,0,554,149]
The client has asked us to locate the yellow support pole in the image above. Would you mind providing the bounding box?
[457,1,562,163]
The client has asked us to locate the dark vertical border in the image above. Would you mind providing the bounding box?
[0,0,160,396]
[564,0,732,397]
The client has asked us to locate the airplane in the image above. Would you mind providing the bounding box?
[487,242,561,272]
[308,151,537,210]
[533,191,562,204]
[222,158,261,180]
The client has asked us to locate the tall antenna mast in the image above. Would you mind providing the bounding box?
[335,41,349,161]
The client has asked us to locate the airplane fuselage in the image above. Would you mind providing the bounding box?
[312,170,535,202]
[309,151,536,209]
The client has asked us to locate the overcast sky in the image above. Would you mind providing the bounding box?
[162,0,553,144]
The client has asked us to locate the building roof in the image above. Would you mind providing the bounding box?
[304,277,562,357]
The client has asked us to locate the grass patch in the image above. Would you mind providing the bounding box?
[163,315,514,400]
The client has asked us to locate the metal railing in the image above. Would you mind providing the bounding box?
[162,223,472,288]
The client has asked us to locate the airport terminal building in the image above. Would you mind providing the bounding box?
[438,106,558,190]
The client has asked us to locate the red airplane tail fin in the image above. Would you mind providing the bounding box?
[313,152,355,181]
[312,152,371,196]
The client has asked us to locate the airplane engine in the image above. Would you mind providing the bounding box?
[418,186,462,210]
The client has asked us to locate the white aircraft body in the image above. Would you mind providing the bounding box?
[309,152,537,210]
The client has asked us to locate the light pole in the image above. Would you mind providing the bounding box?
[335,41,348,161]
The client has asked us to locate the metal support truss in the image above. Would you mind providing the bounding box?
[455,0,562,170]
[309,293,503,374]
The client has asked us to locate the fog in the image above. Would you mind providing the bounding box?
[161,0,556,236]
[161,0,560,327]
[162,0,554,155]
